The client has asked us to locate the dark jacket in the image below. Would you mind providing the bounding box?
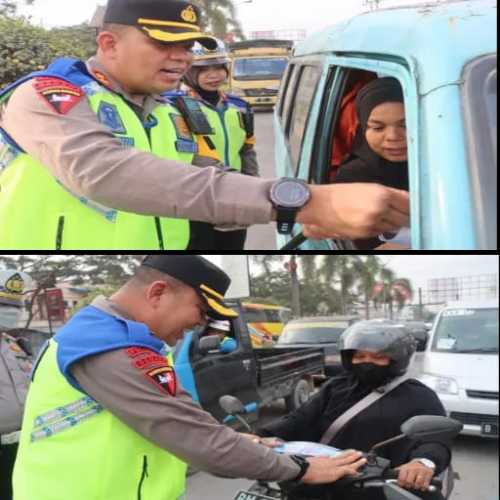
[257,375,451,500]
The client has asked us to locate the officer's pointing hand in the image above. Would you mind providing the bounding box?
[302,450,366,484]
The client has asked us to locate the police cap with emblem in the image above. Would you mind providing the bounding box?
[103,0,218,50]
[141,255,238,319]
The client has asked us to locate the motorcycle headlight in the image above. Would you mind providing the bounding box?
[419,373,459,395]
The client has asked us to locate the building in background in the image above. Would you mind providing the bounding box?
[250,29,306,42]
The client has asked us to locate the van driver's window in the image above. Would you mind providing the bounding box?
[287,65,321,174]
[325,69,411,251]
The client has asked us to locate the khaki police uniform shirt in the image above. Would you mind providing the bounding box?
[70,296,300,481]
[0,58,274,226]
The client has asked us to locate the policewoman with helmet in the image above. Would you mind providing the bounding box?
[256,320,453,500]
[166,40,259,250]
[12,256,367,500]
[0,0,411,250]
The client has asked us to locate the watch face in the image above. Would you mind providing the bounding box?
[272,179,310,208]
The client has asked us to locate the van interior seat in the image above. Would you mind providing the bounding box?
[329,71,377,183]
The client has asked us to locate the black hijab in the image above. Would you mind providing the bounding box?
[335,77,409,191]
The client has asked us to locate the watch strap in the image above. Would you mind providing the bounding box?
[277,206,298,235]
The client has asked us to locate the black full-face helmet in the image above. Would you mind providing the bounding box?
[339,319,417,377]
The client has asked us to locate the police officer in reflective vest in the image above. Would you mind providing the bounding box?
[167,40,259,250]
[12,255,366,500]
[0,0,411,250]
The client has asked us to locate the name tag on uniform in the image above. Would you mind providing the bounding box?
[175,139,198,154]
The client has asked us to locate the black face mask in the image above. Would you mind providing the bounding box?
[351,363,392,388]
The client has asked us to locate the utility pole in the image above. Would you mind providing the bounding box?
[286,256,301,318]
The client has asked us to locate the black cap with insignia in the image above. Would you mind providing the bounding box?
[103,0,218,50]
[141,255,238,319]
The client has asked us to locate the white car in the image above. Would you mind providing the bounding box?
[418,300,499,438]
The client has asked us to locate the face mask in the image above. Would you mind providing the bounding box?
[351,363,392,388]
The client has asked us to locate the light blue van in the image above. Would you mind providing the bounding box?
[274,0,497,250]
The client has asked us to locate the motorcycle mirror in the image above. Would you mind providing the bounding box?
[401,415,463,441]
[219,395,246,416]
[198,335,221,354]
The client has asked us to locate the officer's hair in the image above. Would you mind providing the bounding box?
[128,266,187,293]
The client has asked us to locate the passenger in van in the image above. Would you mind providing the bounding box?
[334,77,410,250]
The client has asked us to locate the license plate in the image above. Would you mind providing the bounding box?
[481,423,498,436]
[233,490,276,500]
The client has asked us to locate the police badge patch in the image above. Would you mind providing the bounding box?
[145,366,177,396]
[34,77,85,115]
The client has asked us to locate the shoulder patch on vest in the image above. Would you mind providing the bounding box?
[34,77,84,115]
[145,366,177,396]
[126,345,170,365]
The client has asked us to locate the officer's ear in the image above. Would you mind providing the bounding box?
[97,24,130,58]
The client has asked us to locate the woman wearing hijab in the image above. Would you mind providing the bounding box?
[180,40,260,251]
[255,321,452,500]
[334,77,410,250]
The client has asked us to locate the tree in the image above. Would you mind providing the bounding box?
[0,255,143,287]
[352,255,381,319]
[0,0,34,16]
[0,17,96,87]
[195,0,245,41]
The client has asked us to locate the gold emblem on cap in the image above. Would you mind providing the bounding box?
[181,5,197,24]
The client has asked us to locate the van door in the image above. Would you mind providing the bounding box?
[276,56,419,250]
[273,60,331,250]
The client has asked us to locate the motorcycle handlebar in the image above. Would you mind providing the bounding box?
[366,469,443,492]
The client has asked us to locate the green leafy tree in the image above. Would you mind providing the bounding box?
[0,18,96,87]
[0,255,143,287]
[195,0,245,41]
[352,255,381,319]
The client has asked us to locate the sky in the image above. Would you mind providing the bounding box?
[17,0,436,36]
[205,255,499,299]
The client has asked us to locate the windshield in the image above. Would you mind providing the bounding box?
[432,308,499,353]
[233,58,288,81]
[278,323,349,345]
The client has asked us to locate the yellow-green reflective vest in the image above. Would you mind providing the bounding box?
[13,340,187,500]
[0,70,194,250]
[194,98,249,172]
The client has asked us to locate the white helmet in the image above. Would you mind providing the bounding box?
[191,39,231,67]
[208,319,231,332]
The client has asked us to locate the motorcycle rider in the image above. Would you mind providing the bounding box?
[256,320,452,500]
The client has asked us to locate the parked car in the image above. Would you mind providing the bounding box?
[418,300,499,438]
[173,301,325,421]
[276,316,358,377]
[274,0,497,250]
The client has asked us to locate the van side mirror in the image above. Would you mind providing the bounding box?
[198,335,221,355]
[401,415,463,441]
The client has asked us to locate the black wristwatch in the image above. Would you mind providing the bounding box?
[270,178,311,235]
[289,454,310,483]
